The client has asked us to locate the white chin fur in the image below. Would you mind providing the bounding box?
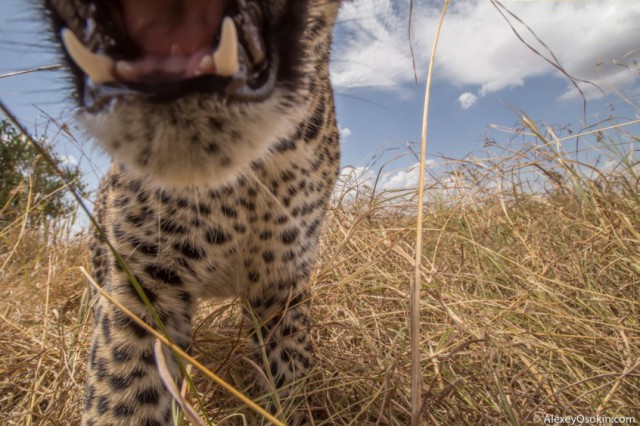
[80,89,307,188]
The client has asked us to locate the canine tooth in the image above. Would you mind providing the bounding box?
[213,17,239,76]
[61,28,115,84]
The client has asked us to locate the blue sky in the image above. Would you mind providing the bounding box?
[1,0,639,192]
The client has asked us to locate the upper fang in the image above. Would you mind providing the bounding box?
[62,28,116,84]
[213,17,239,77]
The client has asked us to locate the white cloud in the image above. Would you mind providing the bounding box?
[339,165,373,182]
[379,163,420,191]
[339,125,352,140]
[378,160,438,191]
[334,166,376,201]
[457,92,478,110]
[331,0,420,91]
[337,165,376,190]
[335,162,438,198]
[332,0,640,100]
[59,154,78,166]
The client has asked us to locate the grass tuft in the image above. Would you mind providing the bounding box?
[1,116,638,424]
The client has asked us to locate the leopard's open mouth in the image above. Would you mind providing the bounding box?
[48,0,277,102]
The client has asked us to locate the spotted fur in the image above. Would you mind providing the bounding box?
[44,1,342,424]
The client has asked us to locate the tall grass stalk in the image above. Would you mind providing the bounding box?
[413,1,450,424]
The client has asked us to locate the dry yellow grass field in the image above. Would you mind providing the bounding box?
[1,113,638,425]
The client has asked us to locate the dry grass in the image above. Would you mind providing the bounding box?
[1,118,639,425]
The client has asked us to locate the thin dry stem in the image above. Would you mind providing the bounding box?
[412,2,451,424]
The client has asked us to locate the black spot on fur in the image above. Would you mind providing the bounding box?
[136,387,160,405]
[283,324,298,337]
[89,343,98,368]
[137,191,149,204]
[112,344,134,363]
[113,403,135,417]
[97,396,109,415]
[115,195,130,208]
[248,271,260,283]
[140,350,155,365]
[282,250,295,262]
[290,292,307,307]
[112,309,150,338]
[300,355,311,369]
[129,276,158,303]
[155,189,172,204]
[127,179,142,193]
[280,170,295,182]
[206,227,231,244]
[273,138,296,152]
[125,209,152,227]
[109,374,132,390]
[221,205,238,218]
[269,359,280,377]
[110,174,121,188]
[160,218,189,235]
[259,230,272,240]
[178,291,192,303]
[280,228,300,244]
[176,198,189,208]
[129,237,159,257]
[144,264,183,286]
[306,218,322,237]
[271,365,286,388]
[196,204,212,215]
[96,358,108,381]
[84,384,95,411]
[173,241,205,260]
[238,198,256,211]
[205,142,220,154]
[208,117,223,131]
[304,108,325,142]
[262,250,275,263]
[301,203,315,216]
[101,315,111,343]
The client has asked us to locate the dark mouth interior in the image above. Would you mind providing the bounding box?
[55,0,276,101]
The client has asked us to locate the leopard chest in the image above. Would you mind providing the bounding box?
[102,134,338,299]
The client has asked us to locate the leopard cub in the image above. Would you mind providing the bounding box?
[44,0,341,424]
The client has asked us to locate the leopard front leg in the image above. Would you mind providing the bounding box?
[245,283,314,406]
[83,266,196,426]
